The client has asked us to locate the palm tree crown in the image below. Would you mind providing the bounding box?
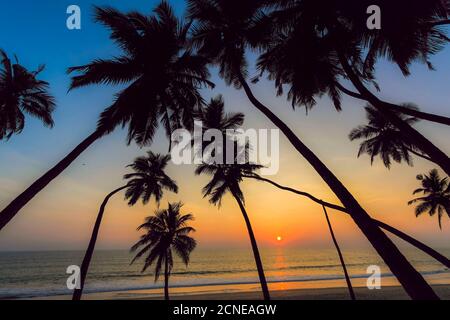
[196,161,263,206]
[195,95,244,132]
[68,2,214,146]
[349,104,425,168]
[131,202,197,279]
[408,169,450,229]
[187,0,271,87]
[256,0,449,109]
[0,50,55,140]
[192,95,244,157]
[124,151,178,206]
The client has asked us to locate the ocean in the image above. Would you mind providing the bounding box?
[1,248,449,299]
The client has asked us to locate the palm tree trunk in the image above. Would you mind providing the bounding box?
[336,83,450,126]
[72,185,128,301]
[0,129,104,231]
[338,53,450,177]
[244,174,450,269]
[405,147,433,162]
[164,254,170,301]
[237,73,439,300]
[231,191,270,300]
[322,205,356,300]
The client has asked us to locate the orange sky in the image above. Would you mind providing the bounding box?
[1,76,449,251]
[0,20,449,252]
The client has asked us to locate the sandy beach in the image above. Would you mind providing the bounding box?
[29,274,450,300]
[30,285,450,300]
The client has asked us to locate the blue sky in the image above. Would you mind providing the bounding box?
[0,1,449,251]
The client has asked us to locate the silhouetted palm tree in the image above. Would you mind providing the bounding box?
[196,156,270,300]
[131,202,197,300]
[408,169,450,229]
[73,151,178,300]
[349,105,431,169]
[192,95,270,299]
[243,172,450,269]
[0,50,55,140]
[198,95,354,298]
[188,0,438,299]
[260,0,450,177]
[0,2,212,230]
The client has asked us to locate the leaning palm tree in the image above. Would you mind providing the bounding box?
[0,2,212,230]
[349,104,431,169]
[408,169,450,229]
[187,0,437,299]
[72,151,178,300]
[195,156,270,300]
[0,50,55,140]
[131,202,197,301]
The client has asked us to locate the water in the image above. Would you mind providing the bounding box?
[1,248,449,299]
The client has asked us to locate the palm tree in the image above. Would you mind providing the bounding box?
[0,50,55,140]
[72,151,178,300]
[261,0,450,176]
[187,0,438,299]
[193,95,270,299]
[408,169,450,229]
[242,172,450,268]
[349,105,432,169]
[196,157,270,300]
[0,2,212,230]
[131,202,197,301]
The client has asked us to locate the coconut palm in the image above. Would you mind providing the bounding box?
[195,155,270,300]
[260,0,450,176]
[188,0,438,299]
[0,2,212,230]
[72,151,178,300]
[193,96,270,299]
[408,169,450,229]
[349,104,432,169]
[0,50,55,140]
[131,202,197,300]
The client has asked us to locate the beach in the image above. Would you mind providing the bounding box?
[2,249,449,300]
[30,285,450,300]
[29,275,450,300]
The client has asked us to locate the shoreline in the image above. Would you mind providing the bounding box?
[25,285,450,300]
[23,274,450,300]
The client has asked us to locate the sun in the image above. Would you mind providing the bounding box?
[277,236,283,242]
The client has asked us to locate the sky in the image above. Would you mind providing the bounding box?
[0,0,449,252]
